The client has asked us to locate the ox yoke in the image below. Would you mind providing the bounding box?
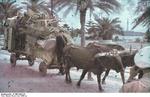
[94,54,124,73]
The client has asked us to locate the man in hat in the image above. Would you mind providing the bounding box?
[120,46,150,92]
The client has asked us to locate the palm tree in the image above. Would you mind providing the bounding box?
[87,27,99,39]
[62,24,71,31]
[0,0,21,25]
[145,29,150,42]
[49,0,59,17]
[71,28,81,38]
[54,0,121,46]
[94,17,123,40]
[22,0,52,17]
[50,0,54,16]
[136,0,150,13]
[133,0,150,28]
[0,0,21,49]
[132,0,150,42]
[133,6,150,29]
[0,0,21,33]
[86,21,99,39]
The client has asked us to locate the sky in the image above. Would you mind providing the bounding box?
[57,0,146,32]
[16,0,146,33]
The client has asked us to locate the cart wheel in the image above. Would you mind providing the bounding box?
[10,53,16,67]
[28,57,34,66]
[39,62,47,76]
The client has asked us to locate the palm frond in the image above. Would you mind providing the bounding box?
[99,0,121,9]
[8,7,22,17]
[63,5,75,18]
[94,17,122,39]
[110,17,121,25]
[95,2,114,14]
[40,5,51,16]
[54,0,120,19]
[22,2,30,5]
[6,0,16,9]
[133,7,150,29]
[0,0,21,19]
[56,1,72,12]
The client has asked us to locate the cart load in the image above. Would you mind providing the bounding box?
[4,12,73,72]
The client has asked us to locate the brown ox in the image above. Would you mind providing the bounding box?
[63,44,125,91]
[102,50,144,84]
[86,42,125,80]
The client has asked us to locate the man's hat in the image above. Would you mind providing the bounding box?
[134,46,150,69]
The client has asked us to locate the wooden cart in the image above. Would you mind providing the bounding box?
[4,13,58,68]
[6,26,35,67]
[4,13,71,76]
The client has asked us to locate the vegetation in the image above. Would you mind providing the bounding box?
[145,29,150,42]
[62,24,80,38]
[87,17,122,40]
[71,28,81,38]
[133,7,150,29]
[54,0,121,46]
[133,0,150,42]
[1,0,147,44]
[0,0,21,33]
[22,0,51,17]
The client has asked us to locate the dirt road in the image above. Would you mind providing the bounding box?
[0,50,125,93]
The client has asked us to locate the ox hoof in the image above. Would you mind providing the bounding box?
[57,71,65,75]
[39,62,47,76]
[126,80,131,83]
[126,78,136,83]
[58,68,65,75]
[76,82,81,87]
[28,59,34,66]
[65,80,72,84]
[76,85,80,88]
[102,81,106,84]
[57,72,62,75]
[10,53,16,67]
[28,56,34,66]
[99,89,104,92]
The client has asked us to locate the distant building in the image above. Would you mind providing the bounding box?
[123,31,145,36]
[113,31,145,42]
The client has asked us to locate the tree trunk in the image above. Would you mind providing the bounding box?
[3,17,8,49]
[103,32,113,40]
[51,0,54,17]
[0,20,4,34]
[80,10,86,47]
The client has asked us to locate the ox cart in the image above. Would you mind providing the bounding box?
[4,17,36,67]
[4,13,73,76]
[8,35,35,67]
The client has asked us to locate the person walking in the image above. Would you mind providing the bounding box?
[120,46,150,92]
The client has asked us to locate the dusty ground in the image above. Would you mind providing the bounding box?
[0,50,127,93]
[0,36,147,93]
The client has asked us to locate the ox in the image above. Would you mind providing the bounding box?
[63,44,125,91]
[102,50,143,84]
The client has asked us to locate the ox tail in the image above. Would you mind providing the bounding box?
[56,34,67,63]
[56,34,68,74]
